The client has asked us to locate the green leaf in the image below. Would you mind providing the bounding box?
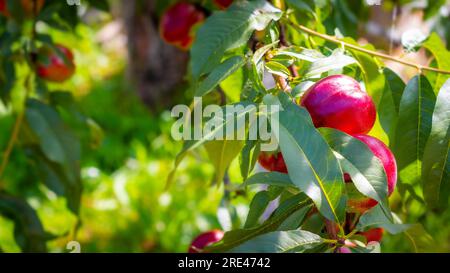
[274,46,325,62]
[304,48,356,78]
[320,128,392,220]
[378,68,406,145]
[244,191,275,228]
[403,224,435,253]
[422,79,450,209]
[239,139,260,181]
[220,67,246,103]
[167,102,257,188]
[265,61,291,78]
[190,0,282,79]
[206,193,312,252]
[25,99,82,214]
[0,194,52,252]
[195,56,246,97]
[357,205,411,235]
[272,98,345,224]
[242,171,296,189]
[277,205,311,231]
[393,75,436,189]
[205,140,244,184]
[423,33,450,91]
[229,230,324,253]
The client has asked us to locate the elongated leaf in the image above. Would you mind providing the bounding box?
[265,61,291,78]
[206,193,312,252]
[378,68,406,145]
[320,128,391,219]
[167,102,257,187]
[191,0,282,79]
[393,75,436,188]
[205,140,244,184]
[195,56,246,97]
[274,46,325,62]
[244,191,278,228]
[422,79,450,209]
[304,48,356,78]
[229,230,324,253]
[423,33,450,91]
[272,98,345,224]
[277,205,311,231]
[25,99,82,214]
[242,171,296,188]
[0,194,52,252]
[357,205,411,235]
[403,224,435,253]
[239,139,260,180]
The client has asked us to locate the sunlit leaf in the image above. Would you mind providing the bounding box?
[422,79,450,209]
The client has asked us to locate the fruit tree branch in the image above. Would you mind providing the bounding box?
[0,112,25,184]
[288,22,450,75]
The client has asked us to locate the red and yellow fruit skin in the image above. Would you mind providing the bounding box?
[359,228,384,243]
[0,0,45,17]
[258,152,288,173]
[347,134,397,213]
[36,44,75,83]
[159,2,205,50]
[300,75,376,135]
[213,0,233,9]
[188,230,224,253]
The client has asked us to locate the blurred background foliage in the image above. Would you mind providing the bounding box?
[0,0,449,253]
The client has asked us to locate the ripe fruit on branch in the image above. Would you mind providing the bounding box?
[188,230,224,253]
[347,134,397,212]
[159,2,205,50]
[300,75,376,135]
[258,152,288,173]
[0,0,45,17]
[359,228,383,242]
[213,0,233,9]
[36,44,75,83]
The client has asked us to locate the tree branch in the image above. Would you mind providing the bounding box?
[288,22,450,75]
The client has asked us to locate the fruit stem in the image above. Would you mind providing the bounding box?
[288,22,450,75]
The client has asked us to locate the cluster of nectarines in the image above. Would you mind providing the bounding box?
[1,0,75,83]
[258,75,397,248]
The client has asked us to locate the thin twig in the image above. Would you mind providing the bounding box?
[0,0,39,185]
[288,22,450,75]
[0,112,26,184]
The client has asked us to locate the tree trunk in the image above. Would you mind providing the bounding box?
[122,0,189,110]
